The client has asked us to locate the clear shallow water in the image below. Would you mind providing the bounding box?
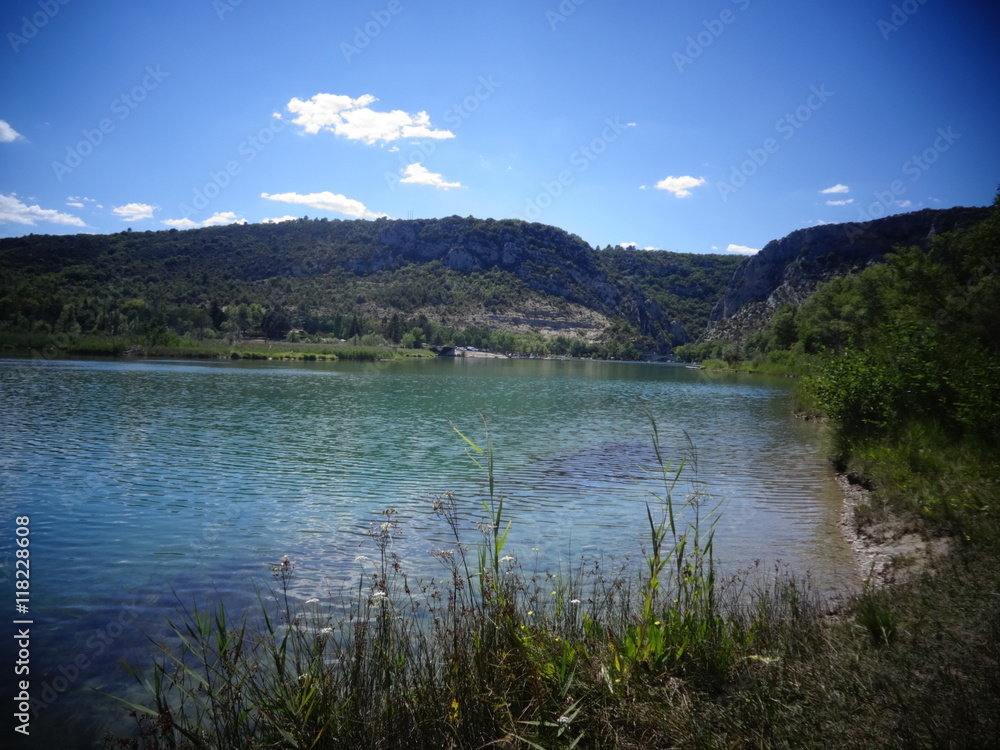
[0,356,856,747]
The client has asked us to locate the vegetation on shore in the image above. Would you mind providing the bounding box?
[0,331,435,362]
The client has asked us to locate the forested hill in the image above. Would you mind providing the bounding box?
[705,205,991,342]
[0,216,742,357]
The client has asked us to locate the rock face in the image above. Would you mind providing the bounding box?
[704,206,991,341]
[376,216,615,308]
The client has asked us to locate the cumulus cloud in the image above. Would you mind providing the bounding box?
[262,215,299,224]
[285,93,455,145]
[162,212,246,229]
[820,184,850,194]
[112,203,156,221]
[0,193,85,227]
[66,201,84,208]
[825,198,854,206]
[261,190,387,219]
[202,212,246,226]
[654,175,705,198]
[0,120,24,142]
[725,243,759,254]
[619,241,657,250]
[400,163,464,190]
[162,218,200,229]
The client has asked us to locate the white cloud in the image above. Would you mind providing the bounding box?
[825,199,854,206]
[262,215,299,224]
[113,203,156,221]
[897,200,912,208]
[0,120,23,142]
[261,190,387,219]
[820,184,850,194]
[162,218,199,229]
[654,175,705,198]
[400,163,464,190]
[66,201,84,208]
[161,213,246,229]
[201,211,246,226]
[285,93,455,145]
[725,243,759,254]
[0,193,85,227]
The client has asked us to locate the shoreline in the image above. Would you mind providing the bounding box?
[835,471,951,587]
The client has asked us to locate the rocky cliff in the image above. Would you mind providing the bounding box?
[703,206,991,342]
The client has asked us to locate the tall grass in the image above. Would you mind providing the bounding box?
[104,417,1000,749]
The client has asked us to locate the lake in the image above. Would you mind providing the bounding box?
[0,355,857,747]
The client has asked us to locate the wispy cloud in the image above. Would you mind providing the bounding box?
[0,193,85,227]
[285,94,455,145]
[112,203,156,221]
[261,190,387,219]
[400,163,464,190]
[0,120,24,143]
[654,175,705,198]
[820,183,850,194]
[825,198,854,206]
[725,243,759,254]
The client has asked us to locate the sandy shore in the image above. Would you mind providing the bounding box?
[835,472,951,587]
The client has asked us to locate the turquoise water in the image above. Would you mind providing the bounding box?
[0,356,855,746]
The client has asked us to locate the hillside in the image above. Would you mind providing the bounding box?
[0,217,741,357]
[704,206,991,343]
[2,207,990,358]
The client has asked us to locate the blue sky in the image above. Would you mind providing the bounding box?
[1,0,998,254]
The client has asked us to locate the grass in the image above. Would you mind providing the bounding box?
[699,351,817,378]
[0,331,435,362]
[103,417,1000,749]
